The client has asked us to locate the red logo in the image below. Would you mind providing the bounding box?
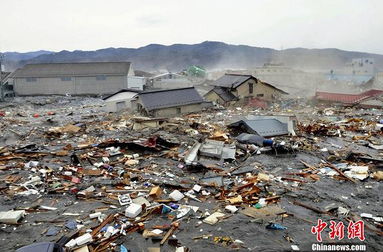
[329,221,345,240]
[348,221,365,241]
[311,219,327,242]
[311,219,365,242]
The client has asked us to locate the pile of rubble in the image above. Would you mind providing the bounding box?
[0,97,382,251]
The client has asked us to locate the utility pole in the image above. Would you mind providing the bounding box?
[0,53,4,102]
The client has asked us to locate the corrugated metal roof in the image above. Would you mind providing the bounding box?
[229,119,288,137]
[139,87,205,111]
[315,89,383,104]
[11,62,132,78]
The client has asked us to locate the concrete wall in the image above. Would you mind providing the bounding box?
[14,75,128,95]
[152,103,204,117]
[127,76,145,90]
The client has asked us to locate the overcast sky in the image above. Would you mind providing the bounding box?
[1,0,382,54]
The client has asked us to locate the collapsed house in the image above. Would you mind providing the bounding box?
[8,62,145,96]
[314,89,383,107]
[132,87,211,117]
[204,73,288,106]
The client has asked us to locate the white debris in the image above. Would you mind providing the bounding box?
[125,203,142,218]
[0,210,25,224]
[203,211,225,225]
[169,190,184,201]
[225,205,238,213]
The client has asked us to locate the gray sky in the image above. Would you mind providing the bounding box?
[1,0,383,54]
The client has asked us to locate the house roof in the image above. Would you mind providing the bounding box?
[211,87,238,102]
[229,119,288,137]
[103,89,141,100]
[10,62,132,78]
[213,74,254,88]
[315,89,383,104]
[260,81,289,94]
[138,87,206,111]
[213,73,288,94]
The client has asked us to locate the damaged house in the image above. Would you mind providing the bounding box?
[204,73,288,106]
[9,62,144,96]
[132,87,211,117]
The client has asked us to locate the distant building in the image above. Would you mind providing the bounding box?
[254,63,298,75]
[346,58,375,75]
[103,89,140,112]
[148,72,194,89]
[327,58,376,87]
[133,87,210,117]
[205,73,287,105]
[9,62,144,96]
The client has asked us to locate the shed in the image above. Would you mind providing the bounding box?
[103,89,140,112]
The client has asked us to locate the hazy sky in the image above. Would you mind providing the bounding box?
[1,0,382,54]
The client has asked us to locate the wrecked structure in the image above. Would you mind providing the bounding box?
[133,87,211,117]
[314,89,383,108]
[8,62,144,96]
[205,73,288,106]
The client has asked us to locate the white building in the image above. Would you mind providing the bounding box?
[103,89,140,112]
[346,58,375,75]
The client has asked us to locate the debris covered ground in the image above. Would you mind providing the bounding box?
[0,96,382,251]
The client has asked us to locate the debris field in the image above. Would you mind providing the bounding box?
[0,96,382,251]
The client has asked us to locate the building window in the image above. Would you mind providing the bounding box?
[257,94,264,97]
[60,77,72,81]
[26,77,37,82]
[96,75,107,81]
[249,83,253,94]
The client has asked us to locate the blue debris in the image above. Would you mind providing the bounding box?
[169,203,179,209]
[161,205,172,214]
[65,220,77,230]
[266,223,287,230]
[120,244,129,252]
[46,227,60,236]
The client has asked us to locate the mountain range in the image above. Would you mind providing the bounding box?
[2,41,383,73]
